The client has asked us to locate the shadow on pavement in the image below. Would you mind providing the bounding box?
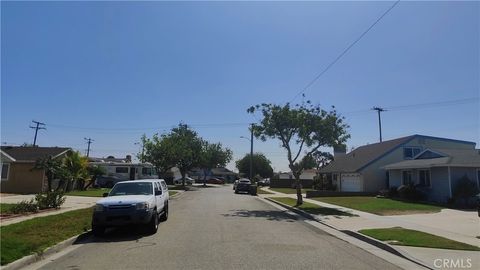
[222,209,298,222]
[74,226,153,245]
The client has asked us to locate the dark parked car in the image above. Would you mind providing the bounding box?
[207,177,225,185]
[235,178,251,194]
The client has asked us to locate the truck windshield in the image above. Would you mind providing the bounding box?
[109,182,153,196]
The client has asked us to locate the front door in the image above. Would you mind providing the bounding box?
[130,167,136,180]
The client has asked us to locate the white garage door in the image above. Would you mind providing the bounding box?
[341,174,362,192]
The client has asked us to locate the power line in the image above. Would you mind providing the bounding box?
[290,0,401,102]
[47,122,250,132]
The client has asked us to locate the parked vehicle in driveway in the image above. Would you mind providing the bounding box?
[174,176,194,185]
[208,177,225,184]
[91,179,169,236]
[235,178,252,194]
[257,178,270,187]
[233,179,239,190]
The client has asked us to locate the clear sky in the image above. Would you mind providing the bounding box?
[1,1,479,172]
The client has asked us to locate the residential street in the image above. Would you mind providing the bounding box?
[36,185,400,270]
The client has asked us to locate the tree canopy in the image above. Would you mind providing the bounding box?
[141,123,233,186]
[235,153,274,179]
[248,101,349,205]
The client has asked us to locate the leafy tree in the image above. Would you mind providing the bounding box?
[62,151,89,191]
[235,153,274,179]
[310,151,334,170]
[141,133,177,177]
[199,141,233,186]
[248,101,349,205]
[33,155,65,192]
[168,124,204,186]
[141,124,203,186]
[85,165,106,189]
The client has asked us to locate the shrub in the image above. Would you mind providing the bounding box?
[35,191,66,210]
[453,175,479,207]
[397,184,424,201]
[10,199,38,214]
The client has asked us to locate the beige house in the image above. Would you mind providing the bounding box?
[319,135,477,193]
[1,146,71,194]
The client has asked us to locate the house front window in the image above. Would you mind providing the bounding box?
[115,167,129,173]
[419,170,431,187]
[1,163,9,180]
[402,171,412,185]
[404,147,421,159]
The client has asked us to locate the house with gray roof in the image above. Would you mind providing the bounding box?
[318,135,478,195]
[1,146,72,193]
[384,148,480,203]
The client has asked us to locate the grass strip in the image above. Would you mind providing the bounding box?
[257,188,274,195]
[311,196,443,216]
[1,207,93,265]
[360,227,480,251]
[0,203,17,214]
[270,197,355,216]
[67,188,111,197]
[269,188,314,194]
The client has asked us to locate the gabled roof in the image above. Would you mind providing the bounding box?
[319,135,477,174]
[319,136,416,173]
[0,146,71,162]
[384,148,480,170]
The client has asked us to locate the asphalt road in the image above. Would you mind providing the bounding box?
[38,185,401,270]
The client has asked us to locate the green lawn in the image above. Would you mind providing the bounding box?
[360,227,480,251]
[311,196,443,216]
[257,188,274,195]
[270,197,355,216]
[269,188,314,194]
[0,204,17,214]
[67,188,111,197]
[169,191,178,196]
[1,207,93,265]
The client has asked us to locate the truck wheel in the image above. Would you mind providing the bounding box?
[160,204,168,222]
[147,210,159,234]
[92,224,105,237]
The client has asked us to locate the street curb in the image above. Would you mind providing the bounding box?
[263,197,433,270]
[2,231,92,270]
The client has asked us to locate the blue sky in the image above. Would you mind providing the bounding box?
[1,1,479,172]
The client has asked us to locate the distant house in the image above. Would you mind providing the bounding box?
[384,148,480,203]
[188,167,238,183]
[0,146,72,193]
[271,169,319,188]
[319,135,477,193]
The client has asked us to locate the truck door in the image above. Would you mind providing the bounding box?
[154,182,164,211]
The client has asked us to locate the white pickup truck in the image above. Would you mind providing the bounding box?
[92,179,169,236]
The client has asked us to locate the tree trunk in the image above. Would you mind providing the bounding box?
[295,175,303,206]
[181,171,186,188]
[203,169,208,187]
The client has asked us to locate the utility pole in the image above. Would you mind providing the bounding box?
[84,138,94,157]
[372,107,386,142]
[30,120,46,147]
[250,123,254,181]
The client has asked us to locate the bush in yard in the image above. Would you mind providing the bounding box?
[397,184,424,201]
[453,175,479,207]
[10,199,38,214]
[35,191,66,209]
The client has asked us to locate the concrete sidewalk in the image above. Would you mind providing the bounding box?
[1,195,97,226]
[260,187,480,269]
